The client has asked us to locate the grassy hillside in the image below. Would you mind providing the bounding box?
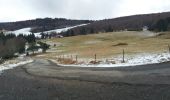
[42,31,170,59]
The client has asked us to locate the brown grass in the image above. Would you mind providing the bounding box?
[113,43,128,46]
[42,31,170,59]
[57,58,77,64]
[89,60,102,64]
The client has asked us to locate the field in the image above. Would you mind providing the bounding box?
[40,31,170,61]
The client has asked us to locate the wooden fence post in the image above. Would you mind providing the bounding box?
[76,55,78,63]
[95,54,97,62]
[168,45,170,53]
[122,49,125,63]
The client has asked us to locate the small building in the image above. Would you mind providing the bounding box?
[143,26,148,31]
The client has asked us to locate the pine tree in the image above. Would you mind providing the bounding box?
[37,42,50,53]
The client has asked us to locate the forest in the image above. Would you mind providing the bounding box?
[0,33,49,61]
[0,18,92,33]
[61,12,170,36]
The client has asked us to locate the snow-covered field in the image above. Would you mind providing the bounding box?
[55,52,170,67]
[0,57,33,75]
[5,24,88,37]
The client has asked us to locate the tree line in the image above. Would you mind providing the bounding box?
[0,33,50,61]
[61,12,170,37]
[0,18,92,33]
[0,33,27,59]
[150,17,170,31]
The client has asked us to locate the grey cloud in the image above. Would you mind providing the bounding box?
[25,0,68,16]
[16,0,124,20]
[0,0,170,22]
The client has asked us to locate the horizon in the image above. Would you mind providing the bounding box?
[1,11,170,23]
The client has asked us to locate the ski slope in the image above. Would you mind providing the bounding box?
[35,24,88,35]
[5,24,88,37]
[6,28,32,36]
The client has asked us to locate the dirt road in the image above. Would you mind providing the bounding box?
[0,59,170,100]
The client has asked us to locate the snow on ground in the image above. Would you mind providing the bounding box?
[139,30,159,37]
[55,52,170,67]
[6,28,32,36]
[0,57,33,75]
[35,24,89,35]
[5,24,88,38]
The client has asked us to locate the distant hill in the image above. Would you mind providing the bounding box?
[1,12,170,37]
[62,12,170,37]
[0,18,92,33]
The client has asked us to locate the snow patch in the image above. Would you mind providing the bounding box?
[0,58,33,75]
[6,28,32,36]
[139,31,158,37]
[54,52,170,67]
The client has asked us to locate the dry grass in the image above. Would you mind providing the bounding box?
[113,43,128,46]
[43,31,170,59]
[57,58,77,64]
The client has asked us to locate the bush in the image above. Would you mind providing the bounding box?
[113,43,128,46]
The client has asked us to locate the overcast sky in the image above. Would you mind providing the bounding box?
[0,0,170,22]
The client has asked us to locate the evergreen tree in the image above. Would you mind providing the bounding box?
[69,30,75,36]
[155,19,168,31]
[80,27,86,35]
[27,42,39,54]
[41,32,45,39]
[26,33,36,43]
[0,32,6,45]
[90,28,94,33]
[106,25,113,32]
[37,42,50,53]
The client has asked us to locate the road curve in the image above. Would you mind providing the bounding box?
[24,59,170,85]
[0,59,170,100]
